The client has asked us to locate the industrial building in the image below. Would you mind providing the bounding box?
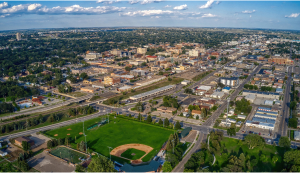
[129,85,176,101]
[256,109,278,116]
[85,53,101,60]
[242,90,280,100]
[245,94,256,103]
[245,120,274,130]
[254,113,277,120]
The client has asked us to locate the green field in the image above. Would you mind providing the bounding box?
[211,137,287,172]
[45,116,173,164]
[50,146,87,164]
[121,148,146,160]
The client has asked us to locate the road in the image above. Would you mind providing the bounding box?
[278,65,292,137]
[202,64,263,127]
[0,94,94,120]
[172,133,207,172]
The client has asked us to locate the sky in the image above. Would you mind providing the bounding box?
[0,0,299,31]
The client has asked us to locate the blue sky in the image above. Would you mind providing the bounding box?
[0,1,299,31]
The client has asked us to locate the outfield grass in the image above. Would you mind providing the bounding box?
[44,116,173,164]
[121,148,146,160]
[211,137,287,172]
[50,146,87,164]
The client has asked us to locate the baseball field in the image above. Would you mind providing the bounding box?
[44,116,173,164]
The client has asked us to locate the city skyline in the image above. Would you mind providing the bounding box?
[0,0,299,31]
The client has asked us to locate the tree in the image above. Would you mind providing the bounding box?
[79,140,86,152]
[175,121,181,130]
[65,137,69,146]
[290,101,297,110]
[146,115,152,123]
[279,136,291,149]
[125,66,131,72]
[289,118,298,128]
[80,72,88,80]
[58,138,63,145]
[87,156,114,172]
[244,134,265,149]
[162,161,173,172]
[75,164,85,172]
[227,128,236,136]
[47,140,53,149]
[158,119,163,126]
[22,141,30,151]
[272,156,278,163]
[164,118,170,127]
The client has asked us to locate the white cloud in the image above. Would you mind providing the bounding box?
[201,13,217,17]
[199,0,214,9]
[173,4,187,10]
[215,1,220,5]
[28,4,42,11]
[164,5,171,8]
[140,0,162,5]
[285,13,299,18]
[128,0,139,4]
[242,10,256,14]
[0,2,126,16]
[121,9,173,16]
[0,2,9,9]
[250,15,252,18]
[0,14,10,18]
[96,0,120,4]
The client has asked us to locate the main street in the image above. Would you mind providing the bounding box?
[278,65,293,137]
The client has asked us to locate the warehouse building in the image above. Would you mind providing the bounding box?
[129,85,176,101]
[245,120,274,130]
[242,90,279,100]
[252,117,276,124]
[256,109,278,116]
[254,113,277,120]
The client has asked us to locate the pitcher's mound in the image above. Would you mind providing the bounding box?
[67,128,72,130]
[54,134,58,136]
[79,132,83,135]
[67,134,70,135]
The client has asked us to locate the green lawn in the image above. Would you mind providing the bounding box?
[50,146,87,164]
[211,137,287,172]
[44,116,173,164]
[121,148,146,160]
[0,96,13,102]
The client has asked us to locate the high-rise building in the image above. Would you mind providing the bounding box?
[16,33,21,41]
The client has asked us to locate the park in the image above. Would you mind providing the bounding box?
[44,115,174,164]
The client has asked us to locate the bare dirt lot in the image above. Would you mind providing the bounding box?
[6,144,23,162]
[27,151,75,172]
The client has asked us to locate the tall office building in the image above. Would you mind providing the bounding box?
[16,33,21,41]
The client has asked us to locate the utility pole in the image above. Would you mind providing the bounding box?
[226,97,230,127]
[108,146,113,160]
